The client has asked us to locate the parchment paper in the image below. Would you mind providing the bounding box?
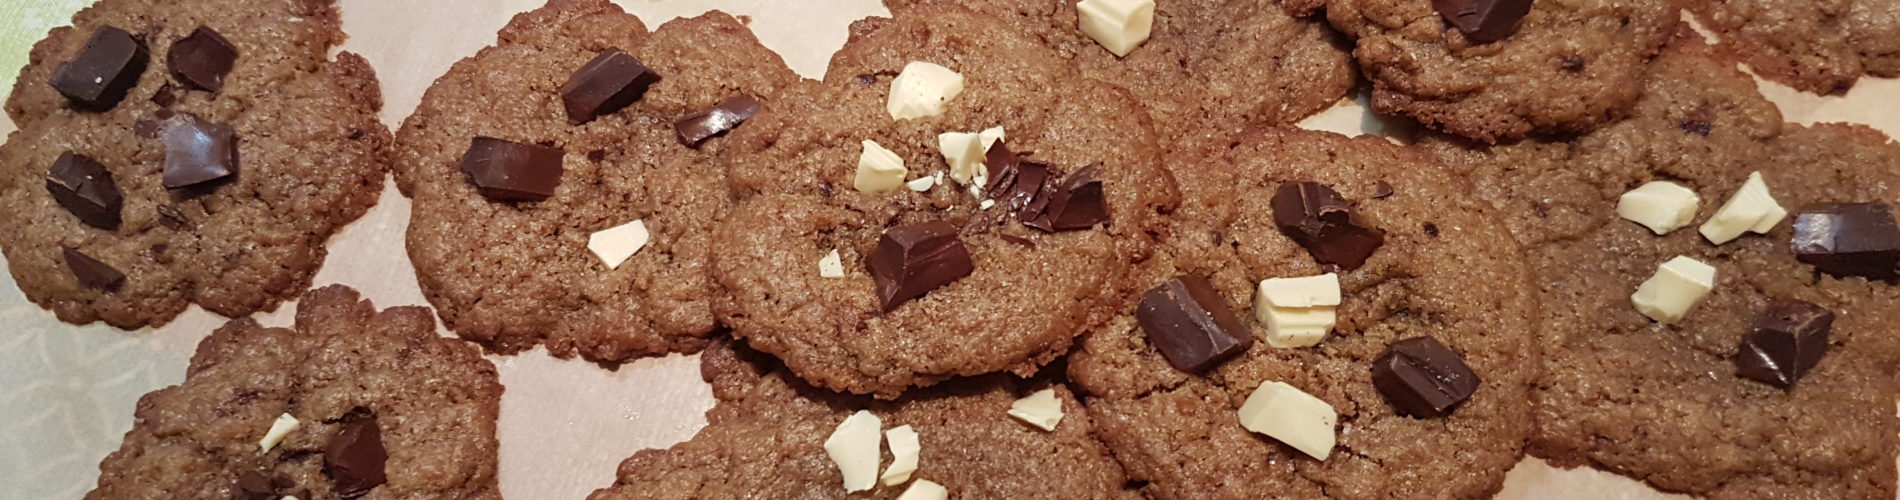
[0,1,1893,498]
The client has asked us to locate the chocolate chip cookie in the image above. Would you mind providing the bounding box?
[1066,127,1538,499]
[589,339,1136,499]
[1321,0,1678,143]
[1422,35,1900,498]
[711,4,1178,398]
[395,0,798,361]
[86,285,502,499]
[0,0,390,328]
[1689,0,1900,94]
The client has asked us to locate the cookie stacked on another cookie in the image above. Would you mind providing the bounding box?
[395,0,799,362]
[0,0,391,328]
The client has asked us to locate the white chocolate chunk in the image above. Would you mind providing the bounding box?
[1698,172,1787,244]
[1077,0,1156,57]
[1617,181,1701,235]
[979,199,996,210]
[882,425,921,486]
[937,126,1007,185]
[1237,381,1336,460]
[855,140,908,193]
[587,220,650,270]
[1631,256,1717,324]
[823,410,883,493]
[896,479,949,500]
[1254,274,1341,348]
[1007,388,1065,431]
[907,175,937,192]
[887,62,965,120]
[258,413,301,453]
[818,249,845,278]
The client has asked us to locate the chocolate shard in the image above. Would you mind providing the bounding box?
[235,471,278,500]
[46,152,123,230]
[1271,181,1385,270]
[63,247,125,291]
[458,137,565,202]
[1792,203,1900,281]
[1372,180,1394,199]
[559,49,661,124]
[868,221,975,312]
[161,114,240,190]
[167,26,238,92]
[1005,161,1051,216]
[1135,276,1253,373]
[982,141,1020,197]
[1432,0,1533,43]
[1046,164,1108,230]
[50,26,148,111]
[674,95,761,147]
[1372,337,1481,418]
[1735,300,1834,389]
[324,413,388,498]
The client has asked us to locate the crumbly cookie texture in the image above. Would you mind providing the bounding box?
[1067,127,1537,499]
[712,4,1178,398]
[1322,0,1678,143]
[1422,35,1900,498]
[88,285,503,500]
[395,0,798,362]
[0,0,389,328]
[589,340,1137,499]
[1689,0,1900,94]
[881,0,1354,144]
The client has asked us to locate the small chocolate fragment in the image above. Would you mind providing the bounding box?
[1432,0,1532,43]
[161,114,239,190]
[235,471,277,500]
[982,142,1022,197]
[1735,300,1834,389]
[167,26,238,92]
[45,152,123,230]
[1792,203,1900,280]
[1044,165,1108,230]
[559,49,661,124]
[1371,181,1394,199]
[63,247,125,291]
[50,26,148,111]
[324,413,388,498]
[1371,336,1481,418]
[868,221,975,312]
[674,95,760,147]
[458,137,565,202]
[1271,181,1386,270]
[1135,276,1253,373]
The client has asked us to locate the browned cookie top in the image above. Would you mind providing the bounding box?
[1067,127,1537,499]
[1689,0,1900,94]
[395,0,799,362]
[1322,0,1678,143]
[589,339,1136,499]
[87,285,503,500]
[712,5,1178,398]
[1422,36,1900,498]
[0,0,389,328]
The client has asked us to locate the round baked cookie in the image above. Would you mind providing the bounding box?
[1422,36,1900,498]
[1321,0,1678,143]
[712,5,1178,398]
[881,0,1355,144]
[590,339,1136,499]
[0,0,390,328]
[1066,127,1538,499]
[1689,0,1900,94]
[395,0,798,361]
[87,285,502,500]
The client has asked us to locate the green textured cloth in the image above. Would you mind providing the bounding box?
[1,0,95,93]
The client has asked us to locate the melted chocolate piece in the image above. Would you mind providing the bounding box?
[1372,336,1481,418]
[167,26,238,92]
[1432,0,1533,43]
[1135,276,1253,373]
[868,221,975,312]
[1271,181,1386,270]
[559,49,661,124]
[1792,203,1900,280]
[63,247,125,291]
[324,413,387,498]
[1735,300,1834,389]
[458,137,565,202]
[50,26,148,111]
[674,95,761,147]
[161,114,240,191]
[46,152,123,229]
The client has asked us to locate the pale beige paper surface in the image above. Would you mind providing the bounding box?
[0,1,1893,498]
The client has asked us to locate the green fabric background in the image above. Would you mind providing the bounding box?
[1,0,96,92]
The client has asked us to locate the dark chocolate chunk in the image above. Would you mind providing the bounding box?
[1371,180,1394,199]
[324,414,388,498]
[1134,276,1253,373]
[167,26,238,92]
[982,141,1022,197]
[235,471,278,500]
[45,152,123,230]
[1271,181,1386,270]
[558,49,661,124]
[458,137,565,202]
[50,26,148,111]
[868,221,975,312]
[1044,165,1108,230]
[1735,300,1834,389]
[1432,0,1532,43]
[1371,336,1481,418]
[63,247,125,291]
[161,114,239,190]
[1792,203,1900,280]
[674,95,760,147]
